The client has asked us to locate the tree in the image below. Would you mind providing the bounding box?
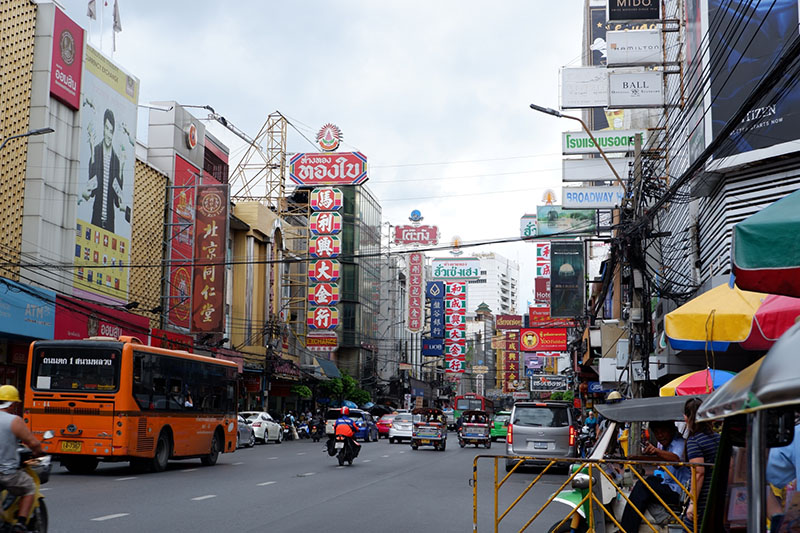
[291,385,312,400]
[349,388,371,406]
[341,374,358,400]
[318,378,343,400]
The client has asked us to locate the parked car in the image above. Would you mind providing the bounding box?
[388,413,414,443]
[444,408,455,430]
[324,408,379,441]
[236,415,256,448]
[505,401,577,472]
[490,410,511,442]
[240,411,283,444]
[376,414,396,439]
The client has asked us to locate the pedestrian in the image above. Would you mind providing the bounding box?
[682,397,720,526]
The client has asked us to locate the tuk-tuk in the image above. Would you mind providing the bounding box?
[546,395,706,533]
[458,409,491,449]
[410,407,447,451]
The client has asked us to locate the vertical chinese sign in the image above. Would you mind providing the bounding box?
[307,187,342,332]
[444,281,467,373]
[503,331,520,392]
[191,184,228,332]
[535,241,551,308]
[167,156,198,328]
[406,253,424,333]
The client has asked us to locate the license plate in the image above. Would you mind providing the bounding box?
[61,441,82,453]
[420,439,430,444]
[334,442,344,449]
[534,441,548,450]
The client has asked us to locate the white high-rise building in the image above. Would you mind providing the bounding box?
[465,252,519,316]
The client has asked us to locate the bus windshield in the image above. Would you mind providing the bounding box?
[456,398,484,411]
[32,346,120,392]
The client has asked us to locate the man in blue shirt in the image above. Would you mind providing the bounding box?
[620,420,690,532]
[767,422,800,489]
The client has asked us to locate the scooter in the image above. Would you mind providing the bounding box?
[296,422,310,439]
[310,421,325,443]
[1,430,54,533]
[282,422,294,441]
[326,434,360,466]
[577,424,595,458]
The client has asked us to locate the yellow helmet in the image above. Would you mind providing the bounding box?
[606,391,623,402]
[0,385,21,403]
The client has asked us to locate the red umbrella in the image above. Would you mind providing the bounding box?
[741,294,800,350]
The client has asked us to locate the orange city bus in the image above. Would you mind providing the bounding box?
[23,336,238,474]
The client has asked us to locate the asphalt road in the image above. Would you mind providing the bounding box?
[44,433,571,532]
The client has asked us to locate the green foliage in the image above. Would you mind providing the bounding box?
[318,378,343,399]
[550,392,564,401]
[291,385,312,399]
[341,374,358,399]
[349,388,371,406]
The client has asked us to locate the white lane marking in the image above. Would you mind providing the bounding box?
[297,472,315,477]
[336,466,345,469]
[115,477,137,481]
[232,462,244,465]
[91,513,129,521]
[268,457,278,460]
[39,488,51,491]
[362,459,372,463]
[399,451,405,454]
[257,481,276,486]
[181,468,198,472]
[297,452,307,455]
[191,495,216,501]
[381,455,390,458]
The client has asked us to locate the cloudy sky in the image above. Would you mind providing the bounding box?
[56,0,585,313]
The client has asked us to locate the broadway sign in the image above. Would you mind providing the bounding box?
[394,225,439,245]
[289,152,368,186]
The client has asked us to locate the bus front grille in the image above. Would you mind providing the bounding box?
[44,407,71,415]
[74,408,100,416]
[136,418,154,452]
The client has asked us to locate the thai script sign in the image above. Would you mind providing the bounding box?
[520,214,537,239]
[394,225,439,245]
[536,206,596,236]
[529,374,568,392]
[560,67,608,109]
[431,258,481,280]
[407,253,425,333]
[495,315,523,330]
[310,187,343,211]
[309,211,342,235]
[607,29,663,65]
[50,7,83,110]
[520,328,568,351]
[562,157,632,183]
[289,152,368,186]
[562,130,648,155]
[608,71,664,108]
[529,306,576,328]
[191,184,228,332]
[562,186,625,209]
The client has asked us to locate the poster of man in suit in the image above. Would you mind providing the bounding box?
[74,45,138,304]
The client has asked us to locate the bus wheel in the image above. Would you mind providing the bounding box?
[151,432,171,472]
[201,430,221,466]
[63,456,98,474]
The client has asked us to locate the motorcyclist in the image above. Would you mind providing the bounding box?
[0,385,43,533]
[329,407,361,456]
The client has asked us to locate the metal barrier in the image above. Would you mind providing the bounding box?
[471,455,705,533]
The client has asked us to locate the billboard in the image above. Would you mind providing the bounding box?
[191,184,229,333]
[431,258,481,280]
[550,242,585,318]
[608,0,661,21]
[562,130,647,155]
[394,225,439,245]
[520,328,568,351]
[606,29,663,66]
[407,252,425,333]
[560,67,608,109]
[562,157,632,183]
[562,186,625,209]
[608,71,664,108]
[74,45,138,305]
[495,315,523,330]
[50,7,83,110]
[520,214,537,239]
[536,206,596,236]
[166,155,198,329]
[535,278,550,304]
[708,0,800,165]
[289,152,368,186]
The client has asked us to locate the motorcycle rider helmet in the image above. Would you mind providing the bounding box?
[606,391,623,403]
[0,385,21,409]
[341,406,350,416]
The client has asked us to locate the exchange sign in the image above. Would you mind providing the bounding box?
[289,152,368,186]
[308,306,339,330]
[308,283,340,306]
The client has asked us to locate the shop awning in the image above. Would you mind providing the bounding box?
[732,188,800,297]
[315,356,341,379]
[665,284,764,351]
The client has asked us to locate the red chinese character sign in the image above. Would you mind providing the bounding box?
[191,184,228,332]
[406,252,425,333]
[289,152,368,186]
[309,235,341,258]
[310,211,342,235]
[310,187,343,211]
[309,259,340,283]
[445,281,468,373]
[309,283,340,306]
[308,306,339,330]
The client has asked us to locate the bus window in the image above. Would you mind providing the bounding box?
[32,347,120,392]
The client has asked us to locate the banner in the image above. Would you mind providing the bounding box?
[560,67,608,108]
[536,206,596,236]
[550,242,585,318]
[167,156,198,329]
[495,315,523,330]
[431,258,481,280]
[608,71,664,108]
[191,184,228,332]
[606,29,663,66]
[74,45,138,304]
[520,328,568,352]
[406,253,425,333]
[50,7,83,110]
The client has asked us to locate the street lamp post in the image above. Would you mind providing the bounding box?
[0,127,55,152]
[528,104,624,188]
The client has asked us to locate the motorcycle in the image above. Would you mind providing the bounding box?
[1,430,54,533]
[296,422,310,440]
[577,424,595,458]
[325,434,360,466]
[310,421,325,443]
[282,422,294,441]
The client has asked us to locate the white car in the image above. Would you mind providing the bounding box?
[388,413,414,443]
[240,411,282,444]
